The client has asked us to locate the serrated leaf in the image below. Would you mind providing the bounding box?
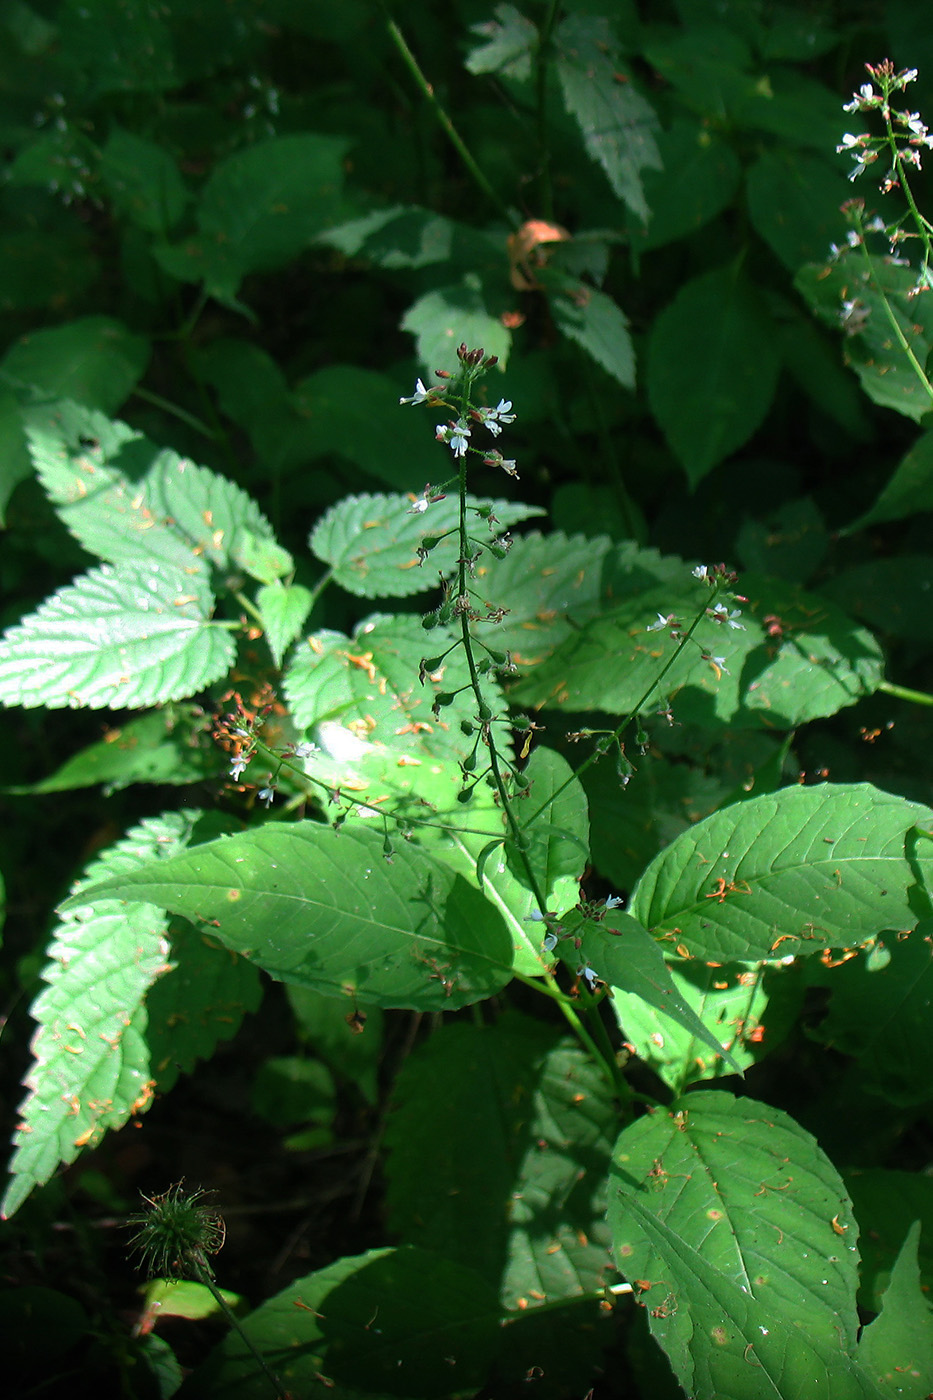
[99,126,187,235]
[0,560,234,711]
[627,783,933,964]
[565,912,743,1074]
[548,282,635,387]
[610,1094,884,1400]
[154,134,349,304]
[4,706,219,794]
[555,15,661,222]
[385,1015,616,1308]
[1,811,202,1219]
[256,582,312,668]
[647,265,781,485]
[309,491,543,598]
[508,569,884,727]
[184,1246,501,1398]
[234,530,294,586]
[143,450,277,573]
[401,272,512,374]
[1,316,150,412]
[145,920,263,1095]
[857,1221,933,1398]
[465,3,537,81]
[64,822,515,1011]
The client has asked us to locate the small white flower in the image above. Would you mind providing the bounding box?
[399,378,431,406]
[603,894,624,910]
[709,655,730,674]
[647,612,675,632]
[692,564,709,581]
[438,420,471,457]
[901,68,918,85]
[229,753,250,781]
[543,931,558,952]
[293,741,319,759]
[578,964,599,991]
[407,496,429,514]
[258,783,276,807]
[709,603,745,630]
[836,132,863,150]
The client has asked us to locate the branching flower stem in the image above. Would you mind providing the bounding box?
[522,580,729,832]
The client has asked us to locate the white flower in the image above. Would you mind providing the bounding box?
[836,132,864,150]
[399,378,431,406]
[603,894,624,910]
[438,420,471,457]
[647,612,675,632]
[479,399,516,437]
[407,496,429,514]
[579,964,599,990]
[543,931,558,952]
[293,741,319,759]
[692,564,709,581]
[709,603,745,630]
[258,783,276,806]
[229,753,250,781]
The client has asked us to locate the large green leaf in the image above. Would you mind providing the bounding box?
[845,428,933,532]
[627,783,933,964]
[609,1093,884,1399]
[184,1246,501,1399]
[0,560,234,710]
[65,822,515,1010]
[845,1170,933,1310]
[555,14,661,222]
[465,3,537,80]
[857,1221,933,1398]
[630,119,741,252]
[508,569,883,727]
[385,1015,616,1308]
[646,265,781,486]
[1,811,201,1219]
[154,133,349,304]
[1,316,150,412]
[309,491,543,598]
[746,151,849,272]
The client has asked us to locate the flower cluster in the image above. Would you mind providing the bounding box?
[837,61,933,190]
[399,342,519,482]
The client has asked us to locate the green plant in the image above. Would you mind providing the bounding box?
[3,5,933,1399]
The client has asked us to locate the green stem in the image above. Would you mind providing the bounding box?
[380,6,519,229]
[130,384,218,440]
[878,679,933,705]
[523,581,725,830]
[192,1261,288,1400]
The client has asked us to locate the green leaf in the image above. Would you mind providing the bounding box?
[845,428,933,532]
[555,14,661,223]
[1,811,203,1219]
[548,282,635,388]
[0,560,234,711]
[256,582,312,667]
[4,706,219,794]
[58,0,176,96]
[822,555,933,642]
[646,265,781,486]
[465,3,537,81]
[309,491,543,598]
[232,530,293,586]
[796,252,933,424]
[143,450,278,573]
[735,496,827,583]
[154,134,349,304]
[385,1015,616,1307]
[507,745,589,911]
[508,569,883,727]
[64,822,515,1011]
[627,782,933,964]
[566,912,743,1074]
[1,316,150,412]
[251,1055,335,1131]
[609,1093,884,1399]
[808,922,933,1106]
[99,126,187,235]
[401,272,512,374]
[857,1221,933,1399]
[746,151,849,272]
[641,23,756,115]
[630,119,742,252]
[145,918,263,1095]
[185,1246,501,1398]
[845,1170,933,1310]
